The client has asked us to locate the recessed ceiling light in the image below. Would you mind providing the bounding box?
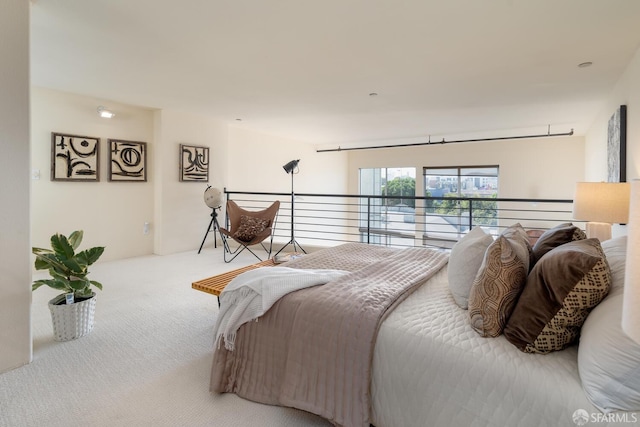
[578,62,593,68]
[97,106,115,119]
[369,92,378,97]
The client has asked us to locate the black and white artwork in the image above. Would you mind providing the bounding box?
[180,144,209,182]
[108,139,147,182]
[607,105,627,183]
[51,132,100,181]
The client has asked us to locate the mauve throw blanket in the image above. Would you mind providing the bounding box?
[210,243,448,427]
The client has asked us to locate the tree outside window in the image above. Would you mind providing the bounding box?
[424,166,499,232]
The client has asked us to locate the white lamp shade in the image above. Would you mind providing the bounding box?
[573,182,630,223]
[623,180,640,344]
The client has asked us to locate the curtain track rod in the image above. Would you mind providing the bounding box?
[316,126,574,153]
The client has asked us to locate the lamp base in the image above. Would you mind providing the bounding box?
[273,238,307,257]
[585,222,612,242]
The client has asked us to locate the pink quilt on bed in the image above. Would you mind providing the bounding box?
[210,243,448,427]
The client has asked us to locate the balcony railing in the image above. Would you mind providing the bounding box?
[222,190,578,250]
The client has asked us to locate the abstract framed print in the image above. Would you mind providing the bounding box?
[607,105,627,183]
[108,139,147,182]
[180,144,209,182]
[51,132,100,181]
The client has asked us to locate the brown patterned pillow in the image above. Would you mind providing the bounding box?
[504,238,611,354]
[504,222,533,254]
[468,224,531,337]
[233,215,270,242]
[531,223,586,266]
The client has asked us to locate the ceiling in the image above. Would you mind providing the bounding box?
[30,0,640,147]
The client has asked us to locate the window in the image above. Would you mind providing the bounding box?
[423,166,499,242]
[359,167,416,246]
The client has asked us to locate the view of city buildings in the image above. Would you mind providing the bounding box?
[359,166,499,247]
[424,166,498,198]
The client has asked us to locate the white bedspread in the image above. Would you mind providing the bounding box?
[213,267,347,350]
[371,265,625,427]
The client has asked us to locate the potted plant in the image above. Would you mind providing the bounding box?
[32,230,105,341]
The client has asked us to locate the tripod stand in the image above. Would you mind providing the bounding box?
[198,206,221,254]
[274,161,306,257]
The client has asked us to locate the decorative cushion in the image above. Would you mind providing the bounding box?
[448,227,494,309]
[601,235,627,297]
[531,223,586,266]
[468,224,531,337]
[578,292,640,413]
[504,238,611,354]
[233,215,270,242]
[525,229,545,247]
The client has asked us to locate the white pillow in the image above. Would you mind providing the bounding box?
[448,226,493,309]
[601,235,627,297]
[578,292,640,413]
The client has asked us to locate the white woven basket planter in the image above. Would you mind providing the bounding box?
[48,293,96,341]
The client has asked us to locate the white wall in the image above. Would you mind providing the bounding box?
[225,127,349,249]
[31,92,232,259]
[0,0,31,373]
[227,126,348,194]
[30,89,350,259]
[31,88,155,262]
[585,46,640,181]
[347,136,585,199]
[153,110,228,255]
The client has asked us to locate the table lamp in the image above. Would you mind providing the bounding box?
[572,182,630,241]
[623,179,640,344]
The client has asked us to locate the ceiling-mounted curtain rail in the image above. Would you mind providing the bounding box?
[316,126,574,153]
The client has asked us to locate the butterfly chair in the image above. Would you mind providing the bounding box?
[219,200,280,263]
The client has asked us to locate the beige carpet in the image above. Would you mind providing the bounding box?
[0,247,331,427]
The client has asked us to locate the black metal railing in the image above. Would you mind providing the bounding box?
[221,189,578,250]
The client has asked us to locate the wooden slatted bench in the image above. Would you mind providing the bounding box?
[192,259,276,300]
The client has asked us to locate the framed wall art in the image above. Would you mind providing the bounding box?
[180,144,209,182]
[607,105,627,183]
[108,139,147,182]
[51,132,100,181]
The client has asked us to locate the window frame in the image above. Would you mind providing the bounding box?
[422,165,499,242]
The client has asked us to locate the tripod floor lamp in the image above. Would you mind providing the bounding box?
[274,159,307,257]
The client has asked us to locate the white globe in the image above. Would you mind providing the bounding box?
[204,187,222,208]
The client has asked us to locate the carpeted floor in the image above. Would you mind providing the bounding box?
[0,247,332,427]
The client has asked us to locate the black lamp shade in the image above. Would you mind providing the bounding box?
[283,159,300,174]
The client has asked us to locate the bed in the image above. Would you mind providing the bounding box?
[210,227,640,427]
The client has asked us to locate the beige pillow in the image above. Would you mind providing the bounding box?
[448,227,494,309]
[504,238,611,354]
[468,224,530,337]
[600,235,627,297]
[578,293,640,412]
